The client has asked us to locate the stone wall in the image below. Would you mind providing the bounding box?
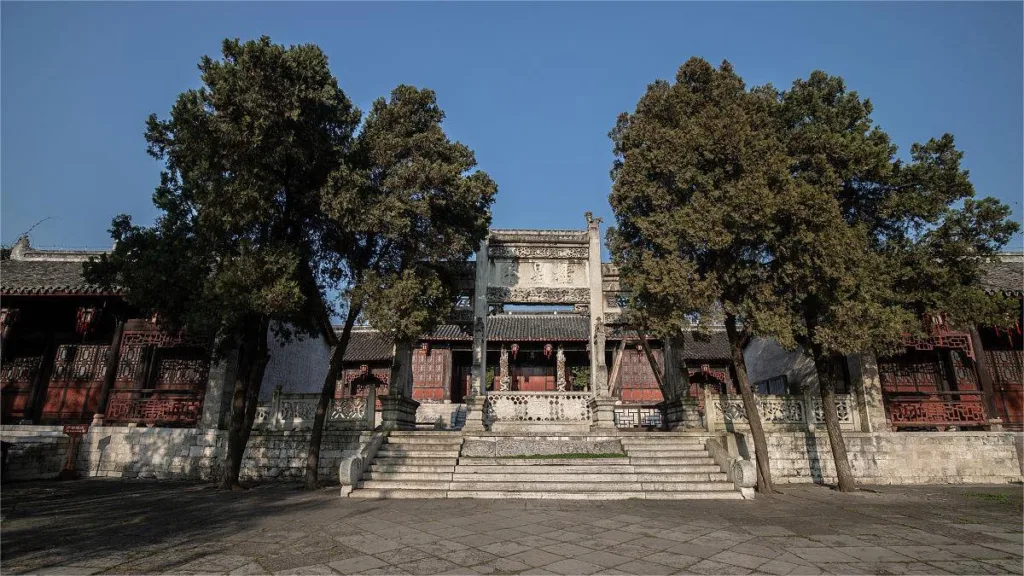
[1,426,70,481]
[747,431,1023,485]
[2,425,369,483]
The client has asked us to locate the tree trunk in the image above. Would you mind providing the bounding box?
[811,346,856,492]
[219,316,270,490]
[304,299,362,490]
[725,314,775,494]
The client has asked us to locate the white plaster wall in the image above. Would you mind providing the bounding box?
[258,326,332,402]
[744,337,818,389]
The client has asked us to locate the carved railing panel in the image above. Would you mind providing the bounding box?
[710,394,857,431]
[105,391,203,426]
[614,406,663,428]
[254,393,373,429]
[886,392,987,429]
[483,392,592,424]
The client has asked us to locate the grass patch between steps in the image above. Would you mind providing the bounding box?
[465,452,626,460]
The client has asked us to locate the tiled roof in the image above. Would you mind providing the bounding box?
[0,259,117,296]
[607,327,732,361]
[981,258,1023,296]
[423,314,591,342]
[337,329,394,362]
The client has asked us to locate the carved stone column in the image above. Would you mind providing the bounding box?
[499,345,510,391]
[464,238,490,431]
[381,341,419,430]
[846,353,889,433]
[586,214,614,429]
[556,345,566,391]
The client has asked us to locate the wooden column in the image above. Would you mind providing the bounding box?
[93,318,125,425]
[970,327,1002,426]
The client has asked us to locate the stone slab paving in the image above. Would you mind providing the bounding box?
[1,480,1021,575]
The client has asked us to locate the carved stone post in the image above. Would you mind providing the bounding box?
[381,342,419,430]
[556,345,566,391]
[499,345,510,391]
[846,353,889,432]
[464,238,490,431]
[586,215,615,429]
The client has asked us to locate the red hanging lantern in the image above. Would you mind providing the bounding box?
[543,343,553,359]
[511,343,519,360]
[636,343,643,358]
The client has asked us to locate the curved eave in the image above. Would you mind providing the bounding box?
[1,287,124,297]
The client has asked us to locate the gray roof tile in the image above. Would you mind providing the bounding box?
[0,259,116,296]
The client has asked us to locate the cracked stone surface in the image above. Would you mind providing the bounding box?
[1,480,1021,575]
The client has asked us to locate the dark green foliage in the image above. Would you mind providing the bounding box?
[84,37,362,489]
[86,36,360,349]
[323,85,497,344]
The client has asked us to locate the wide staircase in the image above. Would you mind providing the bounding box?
[350,431,743,500]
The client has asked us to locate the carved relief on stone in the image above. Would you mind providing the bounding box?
[488,245,589,259]
[486,287,590,305]
[556,345,566,391]
[499,345,510,391]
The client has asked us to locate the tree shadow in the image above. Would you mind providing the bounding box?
[0,479,343,574]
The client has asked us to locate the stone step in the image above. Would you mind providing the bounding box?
[359,480,451,490]
[629,457,718,466]
[458,457,632,466]
[641,481,736,491]
[625,449,711,457]
[377,449,462,458]
[370,464,456,473]
[454,465,638,474]
[384,437,464,446]
[447,491,648,500]
[620,438,706,443]
[363,471,453,481]
[350,488,449,499]
[447,481,642,492]
[388,431,463,437]
[375,457,459,466]
[643,491,745,500]
[632,465,724,474]
[451,473,640,482]
[637,472,728,482]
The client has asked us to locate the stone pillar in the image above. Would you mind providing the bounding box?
[658,337,690,429]
[587,215,608,396]
[846,353,888,433]
[199,344,239,430]
[499,345,510,391]
[381,342,419,430]
[556,345,566,391]
[201,348,239,430]
[464,238,490,431]
[586,214,615,429]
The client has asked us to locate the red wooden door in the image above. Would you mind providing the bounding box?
[514,366,555,392]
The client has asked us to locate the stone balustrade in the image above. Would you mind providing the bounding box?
[254,389,374,430]
[483,392,592,432]
[708,393,859,431]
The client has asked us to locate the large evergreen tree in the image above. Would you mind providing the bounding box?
[608,58,795,493]
[85,37,360,490]
[302,85,497,488]
[767,73,1021,491]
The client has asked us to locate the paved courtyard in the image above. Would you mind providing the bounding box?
[1,480,1021,575]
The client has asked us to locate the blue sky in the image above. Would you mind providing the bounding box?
[3,2,1022,253]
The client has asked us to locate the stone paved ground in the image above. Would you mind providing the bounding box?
[1,480,1021,575]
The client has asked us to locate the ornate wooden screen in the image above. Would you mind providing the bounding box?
[337,365,389,410]
[980,324,1024,428]
[104,323,209,427]
[616,348,664,403]
[0,354,42,422]
[879,348,987,429]
[411,347,450,401]
[41,344,110,423]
